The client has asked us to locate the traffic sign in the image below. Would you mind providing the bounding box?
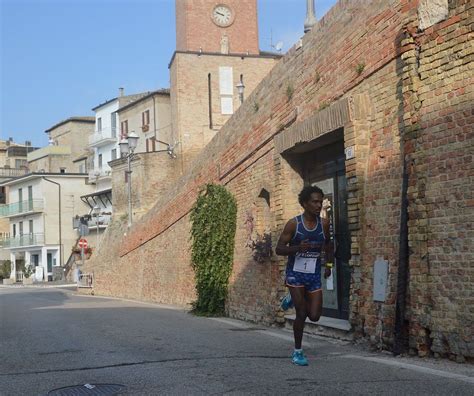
[78,238,88,249]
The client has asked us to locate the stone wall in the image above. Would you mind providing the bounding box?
[87,0,473,360]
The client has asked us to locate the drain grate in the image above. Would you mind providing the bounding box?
[48,383,125,395]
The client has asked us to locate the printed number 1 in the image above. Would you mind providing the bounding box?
[304,262,307,270]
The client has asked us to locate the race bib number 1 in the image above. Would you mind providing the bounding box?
[293,255,317,274]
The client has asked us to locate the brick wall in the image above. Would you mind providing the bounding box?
[111,152,181,220]
[87,0,473,360]
[170,52,278,170]
[402,0,473,360]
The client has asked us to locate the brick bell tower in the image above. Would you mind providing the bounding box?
[170,0,281,170]
[176,0,260,55]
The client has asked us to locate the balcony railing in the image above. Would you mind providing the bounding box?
[2,233,45,248]
[73,214,111,229]
[0,199,44,217]
[89,127,118,147]
[88,168,112,182]
[0,168,28,178]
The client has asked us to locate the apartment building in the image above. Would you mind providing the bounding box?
[0,173,94,282]
[86,89,149,217]
[0,139,36,262]
[116,89,171,154]
[28,117,95,174]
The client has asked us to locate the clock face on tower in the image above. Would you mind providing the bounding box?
[211,4,234,27]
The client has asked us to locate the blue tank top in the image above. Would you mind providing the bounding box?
[287,214,326,270]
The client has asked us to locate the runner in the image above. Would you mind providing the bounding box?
[275,185,333,366]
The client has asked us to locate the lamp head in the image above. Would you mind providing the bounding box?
[119,138,129,155]
[127,131,139,151]
[236,81,245,95]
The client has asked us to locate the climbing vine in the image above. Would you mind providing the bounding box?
[190,184,237,316]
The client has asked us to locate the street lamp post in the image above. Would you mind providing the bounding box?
[236,81,245,104]
[119,131,139,227]
[93,205,100,249]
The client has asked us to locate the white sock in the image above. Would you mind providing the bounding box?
[294,348,303,353]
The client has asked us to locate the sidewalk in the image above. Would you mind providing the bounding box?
[0,280,77,288]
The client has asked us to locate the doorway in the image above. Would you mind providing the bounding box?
[303,141,351,320]
[47,253,53,273]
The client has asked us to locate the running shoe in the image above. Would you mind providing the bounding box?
[292,350,308,366]
[280,292,294,310]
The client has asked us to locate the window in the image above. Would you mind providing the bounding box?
[79,164,84,173]
[219,66,233,115]
[208,73,213,129]
[256,189,271,235]
[29,220,33,234]
[111,113,117,137]
[60,168,66,173]
[142,110,150,131]
[13,224,16,237]
[97,117,102,132]
[111,149,117,160]
[32,254,39,267]
[19,221,23,236]
[98,154,103,169]
[121,120,128,139]
[15,159,27,168]
[28,186,33,210]
[146,138,156,153]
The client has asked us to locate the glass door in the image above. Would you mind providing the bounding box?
[302,139,351,320]
[47,253,53,273]
[310,170,351,320]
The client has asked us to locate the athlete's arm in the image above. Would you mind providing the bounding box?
[275,219,297,256]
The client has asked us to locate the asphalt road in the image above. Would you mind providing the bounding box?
[1,286,473,395]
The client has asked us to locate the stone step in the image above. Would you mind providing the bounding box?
[284,314,354,341]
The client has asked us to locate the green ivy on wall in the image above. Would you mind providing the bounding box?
[190,184,237,316]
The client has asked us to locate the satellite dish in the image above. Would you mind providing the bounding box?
[275,41,284,52]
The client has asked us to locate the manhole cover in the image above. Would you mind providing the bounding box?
[48,383,125,395]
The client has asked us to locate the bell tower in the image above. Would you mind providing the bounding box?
[170,0,281,170]
[176,0,260,55]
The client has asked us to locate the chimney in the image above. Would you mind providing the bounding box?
[119,87,124,97]
[304,0,317,33]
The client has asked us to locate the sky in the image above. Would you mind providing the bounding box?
[0,0,337,148]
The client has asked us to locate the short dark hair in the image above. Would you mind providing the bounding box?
[298,185,324,206]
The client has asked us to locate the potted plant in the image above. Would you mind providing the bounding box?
[23,265,35,285]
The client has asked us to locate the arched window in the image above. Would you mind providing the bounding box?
[255,188,271,235]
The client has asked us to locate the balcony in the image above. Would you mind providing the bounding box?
[0,199,44,218]
[2,233,45,248]
[73,213,112,230]
[88,168,112,183]
[89,127,118,147]
[0,168,29,178]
